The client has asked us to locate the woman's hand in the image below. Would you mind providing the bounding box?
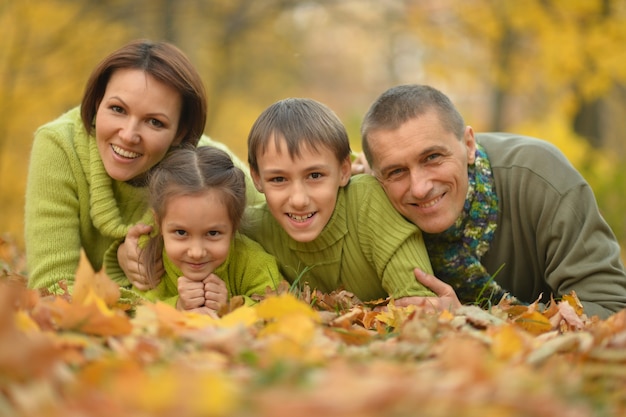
[118,223,163,290]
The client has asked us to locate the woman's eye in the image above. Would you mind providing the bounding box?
[148,118,164,128]
[110,105,124,113]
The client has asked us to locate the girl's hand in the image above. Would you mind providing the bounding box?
[119,223,163,290]
[176,276,206,310]
[203,273,228,313]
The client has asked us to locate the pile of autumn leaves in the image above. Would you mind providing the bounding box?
[1,237,626,417]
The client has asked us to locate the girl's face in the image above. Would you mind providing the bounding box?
[159,190,233,281]
[95,68,182,182]
[251,136,351,242]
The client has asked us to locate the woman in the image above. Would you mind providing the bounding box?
[24,39,258,294]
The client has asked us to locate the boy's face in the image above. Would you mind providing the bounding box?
[251,136,351,242]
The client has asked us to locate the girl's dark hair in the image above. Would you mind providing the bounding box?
[81,39,207,147]
[247,97,351,173]
[141,146,246,285]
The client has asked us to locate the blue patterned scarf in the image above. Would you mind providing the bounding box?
[423,144,512,307]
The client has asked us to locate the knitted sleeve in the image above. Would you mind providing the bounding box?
[24,120,84,292]
[352,175,435,299]
[228,234,282,304]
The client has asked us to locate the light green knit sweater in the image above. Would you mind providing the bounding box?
[242,174,435,302]
[134,232,282,307]
[24,107,262,293]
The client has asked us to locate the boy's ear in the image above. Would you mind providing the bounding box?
[250,169,264,193]
[339,156,352,186]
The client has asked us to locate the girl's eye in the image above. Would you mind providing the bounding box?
[208,230,220,237]
[174,229,187,237]
[309,172,323,179]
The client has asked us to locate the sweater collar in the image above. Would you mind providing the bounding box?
[88,137,148,239]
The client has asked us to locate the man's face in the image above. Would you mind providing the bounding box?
[367,110,476,234]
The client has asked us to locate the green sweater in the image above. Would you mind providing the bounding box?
[135,232,281,307]
[476,133,626,319]
[242,174,435,302]
[24,107,262,292]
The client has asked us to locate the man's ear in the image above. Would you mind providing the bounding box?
[250,169,264,193]
[464,126,477,165]
[339,156,352,186]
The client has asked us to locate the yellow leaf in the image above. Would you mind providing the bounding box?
[14,310,40,333]
[514,311,553,335]
[562,292,584,316]
[219,305,259,328]
[255,293,319,322]
[489,324,528,360]
[73,260,120,308]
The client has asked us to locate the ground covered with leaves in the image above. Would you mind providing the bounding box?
[1,236,626,417]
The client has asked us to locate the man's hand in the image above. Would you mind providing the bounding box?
[392,268,462,313]
[118,223,163,290]
[351,152,372,175]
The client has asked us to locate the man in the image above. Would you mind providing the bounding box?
[360,84,626,319]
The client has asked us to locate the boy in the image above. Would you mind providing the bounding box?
[242,98,435,303]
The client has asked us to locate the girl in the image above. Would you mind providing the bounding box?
[135,146,281,316]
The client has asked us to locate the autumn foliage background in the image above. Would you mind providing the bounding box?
[1,0,626,415]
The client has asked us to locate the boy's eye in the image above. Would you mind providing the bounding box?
[309,172,323,179]
[269,176,286,183]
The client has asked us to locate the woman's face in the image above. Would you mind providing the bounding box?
[95,68,182,182]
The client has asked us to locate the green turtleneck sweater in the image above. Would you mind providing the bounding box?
[24,107,262,293]
[134,232,281,307]
[242,174,435,302]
